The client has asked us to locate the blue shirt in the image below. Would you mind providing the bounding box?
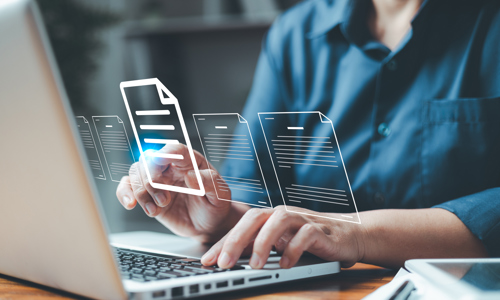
[222,0,500,255]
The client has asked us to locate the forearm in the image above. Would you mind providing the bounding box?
[359,208,488,269]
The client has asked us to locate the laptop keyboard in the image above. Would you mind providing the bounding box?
[114,247,245,282]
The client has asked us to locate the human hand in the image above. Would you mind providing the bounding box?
[116,144,249,243]
[200,206,364,269]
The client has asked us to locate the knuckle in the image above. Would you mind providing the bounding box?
[273,208,289,220]
[246,207,272,220]
[225,234,244,247]
[201,170,214,180]
[287,240,303,253]
[275,237,288,251]
[301,223,318,235]
[245,208,263,219]
[208,169,219,178]
[211,241,224,251]
[180,144,189,154]
[275,205,286,211]
[253,233,271,249]
[134,187,150,200]
[143,179,153,191]
[288,245,301,255]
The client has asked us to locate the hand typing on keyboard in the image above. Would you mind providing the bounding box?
[116,143,363,271]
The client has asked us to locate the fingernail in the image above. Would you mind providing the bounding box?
[145,202,156,216]
[249,253,262,269]
[155,193,168,207]
[218,252,231,268]
[123,196,132,207]
[280,256,290,269]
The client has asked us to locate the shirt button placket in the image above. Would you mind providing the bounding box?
[370,58,397,210]
[377,123,391,137]
[386,59,398,71]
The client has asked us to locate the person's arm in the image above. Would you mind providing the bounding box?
[201,203,491,269]
[116,18,288,244]
[360,208,488,269]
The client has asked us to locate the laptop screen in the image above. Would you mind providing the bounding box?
[37,0,275,233]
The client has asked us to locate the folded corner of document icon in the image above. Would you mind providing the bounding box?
[193,113,272,208]
[120,78,205,197]
[258,111,361,224]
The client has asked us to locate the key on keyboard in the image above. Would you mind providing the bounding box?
[113,247,245,282]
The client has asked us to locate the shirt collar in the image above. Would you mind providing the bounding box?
[307,0,351,38]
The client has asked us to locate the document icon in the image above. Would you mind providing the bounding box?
[92,115,140,186]
[75,116,106,180]
[120,78,205,197]
[258,112,360,224]
[193,113,272,208]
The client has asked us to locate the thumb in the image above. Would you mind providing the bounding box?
[185,169,231,205]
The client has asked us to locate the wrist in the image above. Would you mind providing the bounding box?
[354,212,370,263]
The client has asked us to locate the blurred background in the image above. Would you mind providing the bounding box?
[37,0,301,234]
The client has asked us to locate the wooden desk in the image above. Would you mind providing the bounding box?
[0,263,396,299]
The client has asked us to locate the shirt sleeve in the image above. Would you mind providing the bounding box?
[220,24,290,202]
[433,188,500,256]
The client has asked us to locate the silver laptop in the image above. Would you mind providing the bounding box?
[0,1,340,299]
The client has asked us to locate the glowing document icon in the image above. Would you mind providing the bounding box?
[92,115,140,185]
[75,116,106,180]
[258,112,360,224]
[193,113,272,208]
[120,78,205,196]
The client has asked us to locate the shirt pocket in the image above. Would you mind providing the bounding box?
[421,97,500,206]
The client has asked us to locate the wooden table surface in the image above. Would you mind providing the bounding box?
[0,263,396,300]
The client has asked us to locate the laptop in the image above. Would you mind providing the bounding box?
[0,0,340,299]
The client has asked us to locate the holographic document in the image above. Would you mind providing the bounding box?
[258,112,360,224]
[193,113,272,208]
[92,115,140,185]
[75,116,106,180]
[120,78,205,196]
